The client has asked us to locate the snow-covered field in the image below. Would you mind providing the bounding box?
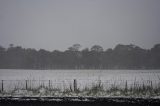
[0,69,160,81]
[0,69,160,97]
[0,69,160,89]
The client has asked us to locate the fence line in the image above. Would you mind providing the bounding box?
[0,79,160,92]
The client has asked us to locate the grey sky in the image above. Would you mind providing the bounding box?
[0,0,160,51]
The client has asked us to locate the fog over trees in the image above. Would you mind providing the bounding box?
[0,44,160,69]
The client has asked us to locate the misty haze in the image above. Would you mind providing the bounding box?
[0,0,160,106]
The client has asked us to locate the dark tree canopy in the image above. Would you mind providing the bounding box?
[68,44,81,52]
[91,45,103,52]
[0,43,160,69]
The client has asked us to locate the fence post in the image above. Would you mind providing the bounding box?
[125,80,128,91]
[49,80,51,89]
[26,80,28,90]
[1,80,3,92]
[150,80,153,89]
[73,79,77,92]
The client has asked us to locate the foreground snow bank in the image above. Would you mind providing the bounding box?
[1,85,160,98]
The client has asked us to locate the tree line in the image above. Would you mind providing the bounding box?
[0,43,160,69]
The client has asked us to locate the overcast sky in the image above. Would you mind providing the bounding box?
[0,0,160,51]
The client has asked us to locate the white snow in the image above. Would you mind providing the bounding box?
[0,69,160,98]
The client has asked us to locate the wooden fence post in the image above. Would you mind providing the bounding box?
[73,79,77,92]
[49,80,51,89]
[1,80,3,92]
[150,81,153,87]
[26,80,28,90]
[125,80,128,91]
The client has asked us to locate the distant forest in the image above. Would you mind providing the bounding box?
[0,44,160,69]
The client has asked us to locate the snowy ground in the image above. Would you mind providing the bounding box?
[0,69,160,81]
[0,69,160,98]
